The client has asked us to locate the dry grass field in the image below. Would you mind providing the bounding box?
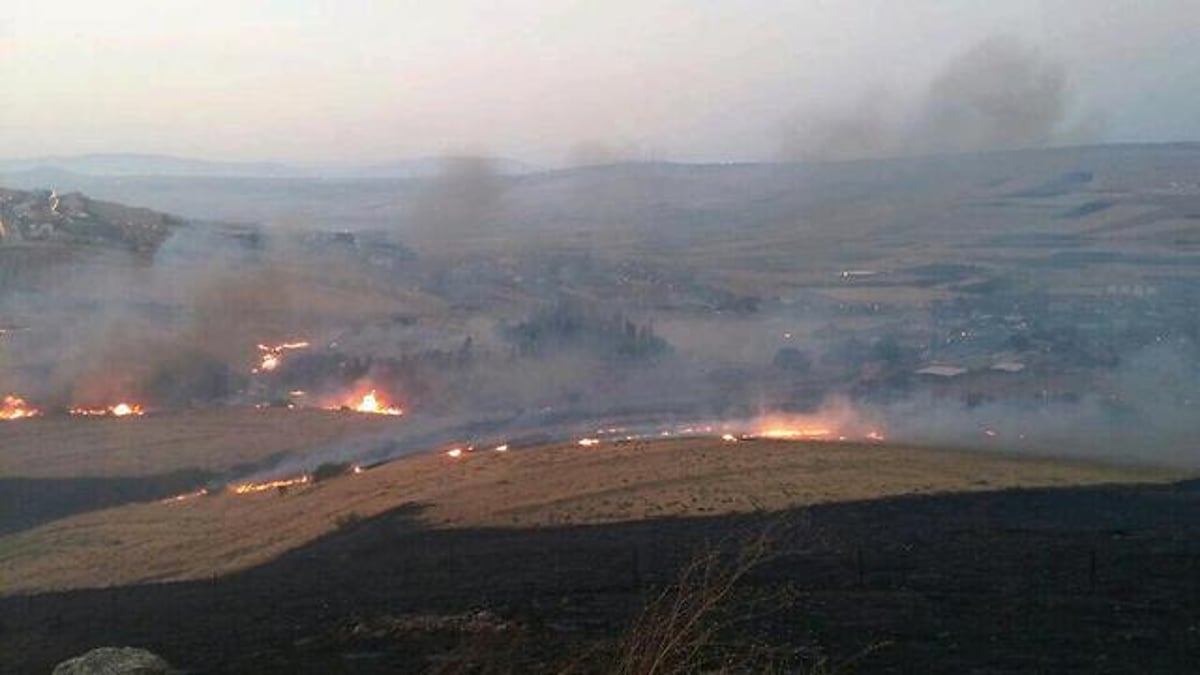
[0,414,1181,594]
[0,409,400,479]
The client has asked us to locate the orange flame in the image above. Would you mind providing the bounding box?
[0,395,40,420]
[253,340,311,373]
[231,475,310,495]
[324,389,404,416]
[161,488,208,504]
[745,402,882,442]
[69,402,145,418]
[353,390,403,415]
[756,426,833,440]
[111,403,143,417]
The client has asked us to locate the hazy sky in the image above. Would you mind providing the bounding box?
[2,0,1198,164]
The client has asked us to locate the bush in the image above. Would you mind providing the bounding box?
[141,350,242,406]
[312,461,352,483]
[502,302,670,361]
[334,511,364,530]
[612,528,774,674]
[772,347,812,373]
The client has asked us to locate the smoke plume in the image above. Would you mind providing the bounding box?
[782,36,1102,161]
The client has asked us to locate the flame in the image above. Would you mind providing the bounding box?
[742,405,884,442]
[577,438,601,447]
[757,426,833,440]
[161,488,208,504]
[253,340,310,374]
[351,390,404,416]
[493,444,509,452]
[322,387,405,415]
[69,402,144,417]
[0,395,40,420]
[446,448,464,459]
[721,433,739,443]
[231,475,310,495]
[111,403,142,417]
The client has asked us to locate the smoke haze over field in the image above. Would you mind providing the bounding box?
[3,0,1200,478]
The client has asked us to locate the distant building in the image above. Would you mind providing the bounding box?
[1105,284,1157,297]
[915,365,968,378]
[991,361,1026,373]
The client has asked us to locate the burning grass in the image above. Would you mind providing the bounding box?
[252,340,311,374]
[348,390,404,416]
[0,394,40,420]
[319,388,405,416]
[230,475,311,495]
[0,432,1183,595]
[0,407,397,480]
[67,402,145,418]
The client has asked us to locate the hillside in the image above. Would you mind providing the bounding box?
[6,144,1199,302]
[1,420,1196,673]
[0,186,180,254]
[0,417,1180,594]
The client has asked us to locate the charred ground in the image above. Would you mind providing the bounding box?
[3,474,1198,673]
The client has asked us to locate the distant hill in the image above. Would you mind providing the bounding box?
[343,156,538,179]
[0,153,538,180]
[0,154,304,179]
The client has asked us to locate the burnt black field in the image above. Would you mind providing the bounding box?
[3,480,1198,673]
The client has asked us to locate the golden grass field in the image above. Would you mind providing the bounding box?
[0,409,400,479]
[0,411,1183,595]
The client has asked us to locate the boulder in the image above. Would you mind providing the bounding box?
[52,647,174,675]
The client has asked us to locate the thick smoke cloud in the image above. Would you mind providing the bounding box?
[0,225,323,407]
[915,36,1069,154]
[782,36,1102,161]
[405,157,506,252]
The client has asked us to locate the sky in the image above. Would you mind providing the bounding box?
[1,0,1198,165]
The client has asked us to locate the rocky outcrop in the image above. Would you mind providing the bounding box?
[51,646,175,674]
[0,187,179,254]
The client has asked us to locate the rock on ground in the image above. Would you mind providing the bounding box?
[52,647,174,675]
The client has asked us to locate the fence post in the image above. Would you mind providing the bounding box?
[1088,548,1097,594]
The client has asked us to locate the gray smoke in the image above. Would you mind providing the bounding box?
[877,343,1200,468]
[404,156,506,252]
[0,224,327,406]
[782,36,1102,161]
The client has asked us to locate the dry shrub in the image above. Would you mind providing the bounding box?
[612,524,778,675]
[610,518,886,675]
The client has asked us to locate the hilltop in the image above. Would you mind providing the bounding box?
[0,414,1180,594]
[0,186,180,254]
